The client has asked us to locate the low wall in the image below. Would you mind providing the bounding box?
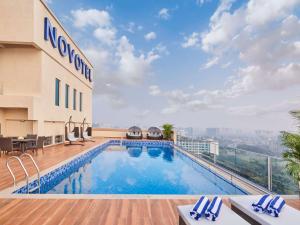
[92,127,177,141]
[92,128,147,139]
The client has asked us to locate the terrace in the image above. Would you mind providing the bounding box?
[0,137,299,225]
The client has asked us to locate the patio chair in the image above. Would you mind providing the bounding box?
[25,136,45,154]
[230,196,300,225]
[65,132,84,146]
[177,204,249,225]
[82,131,95,142]
[0,137,21,156]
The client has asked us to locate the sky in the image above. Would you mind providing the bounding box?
[46,0,300,131]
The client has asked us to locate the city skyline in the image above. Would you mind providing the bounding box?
[46,0,300,131]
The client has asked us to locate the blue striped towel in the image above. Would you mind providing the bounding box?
[190,196,210,220]
[252,195,273,213]
[205,196,223,221]
[267,196,285,217]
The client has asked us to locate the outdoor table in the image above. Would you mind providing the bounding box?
[12,139,36,153]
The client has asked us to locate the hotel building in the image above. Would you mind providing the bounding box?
[0,0,93,145]
[176,135,220,155]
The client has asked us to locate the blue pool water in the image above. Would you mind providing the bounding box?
[45,142,246,195]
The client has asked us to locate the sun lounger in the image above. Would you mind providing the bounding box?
[230,195,300,225]
[177,204,249,225]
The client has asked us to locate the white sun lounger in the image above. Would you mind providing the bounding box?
[230,195,300,225]
[177,204,249,225]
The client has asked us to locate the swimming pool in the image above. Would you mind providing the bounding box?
[15,140,246,195]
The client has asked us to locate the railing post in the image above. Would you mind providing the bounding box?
[268,156,272,192]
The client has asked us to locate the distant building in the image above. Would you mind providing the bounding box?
[176,135,219,155]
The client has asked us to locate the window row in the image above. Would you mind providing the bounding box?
[55,78,82,112]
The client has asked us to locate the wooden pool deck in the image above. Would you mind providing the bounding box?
[0,138,299,225]
[0,198,299,225]
[0,138,107,191]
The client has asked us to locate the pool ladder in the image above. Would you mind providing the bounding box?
[6,153,40,194]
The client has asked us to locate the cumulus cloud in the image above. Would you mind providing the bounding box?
[182,32,201,48]
[144,32,157,41]
[158,8,170,20]
[178,0,300,109]
[71,9,165,108]
[93,27,116,45]
[71,9,111,28]
[152,1,300,115]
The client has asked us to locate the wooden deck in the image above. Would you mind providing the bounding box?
[0,138,106,191]
[0,198,299,225]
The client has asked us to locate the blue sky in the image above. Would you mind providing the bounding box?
[46,0,300,131]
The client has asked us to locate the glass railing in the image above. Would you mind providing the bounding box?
[176,138,299,195]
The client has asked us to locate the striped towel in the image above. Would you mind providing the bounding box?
[205,196,223,221]
[267,196,285,217]
[190,196,210,220]
[252,195,273,213]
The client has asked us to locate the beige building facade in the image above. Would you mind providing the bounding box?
[0,0,93,144]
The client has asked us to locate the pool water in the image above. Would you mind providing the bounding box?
[46,143,246,195]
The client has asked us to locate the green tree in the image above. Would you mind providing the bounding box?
[162,124,174,140]
[281,131,300,193]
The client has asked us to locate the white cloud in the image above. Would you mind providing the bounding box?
[196,0,211,6]
[93,27,116,45]
[182,32,201,48]
[149,85,161,96]
[158,8,170,20]
[246,0,300,26]
[200,0,300,95]
[154,0,300,115]
[201,57,219,69]
[144,32,157,41]
[121,22,143,33]
[71,9,165,108]
[71,9,111,28]
[228,100,300,116]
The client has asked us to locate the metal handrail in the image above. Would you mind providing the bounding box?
[6,156,29,193]
[20,153,40,193]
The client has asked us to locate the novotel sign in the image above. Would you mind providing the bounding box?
[44,17,92,82]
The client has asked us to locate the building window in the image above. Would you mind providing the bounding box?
[55,78,60,106]
[65,84,69,108]
[73,89,77,110]
[79,92,83,112]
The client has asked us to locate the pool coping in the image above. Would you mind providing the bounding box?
[0,139,288,198]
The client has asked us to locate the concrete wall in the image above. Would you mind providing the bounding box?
[0,0,34,44]
[0,0,93,142]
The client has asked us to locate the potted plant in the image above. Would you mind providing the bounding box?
[281,131,300,196]
[162,124,174,140]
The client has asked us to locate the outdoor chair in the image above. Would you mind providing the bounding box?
[82,131,95,142]
[230,196,300,225]
[0,137,21,156]
[25,134,38,153]
[177,204,249,225]
[65,132,84,146]
[25,136,45,154]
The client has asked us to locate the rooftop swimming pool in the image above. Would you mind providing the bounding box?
[15,141,246,195]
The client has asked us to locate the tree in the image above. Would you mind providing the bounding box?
[162,124,174,140]
[281,131,300,193]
